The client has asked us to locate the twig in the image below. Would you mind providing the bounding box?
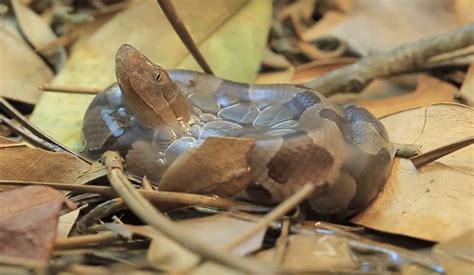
[0,98,92,163]
[156,0,214,75]
[0,114,65,152]
[273,219,290,264]
[224,182,316,251]
[39,84,102,94]
[102,151,272,273]
[0,180,255,210]
[76,198,125,233]
[411,136,474,169]
[55,231,120,249]
[306,23,474,96]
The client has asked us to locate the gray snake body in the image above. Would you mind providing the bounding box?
[82,44,394,216]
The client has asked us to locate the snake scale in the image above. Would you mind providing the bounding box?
[82,44,395,216]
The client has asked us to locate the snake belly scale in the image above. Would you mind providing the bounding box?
[81,44,394,216]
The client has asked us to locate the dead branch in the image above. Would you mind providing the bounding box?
[157,0,214,75]
[306,23,474,96]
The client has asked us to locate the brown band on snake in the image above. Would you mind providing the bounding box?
[81,44,395,217]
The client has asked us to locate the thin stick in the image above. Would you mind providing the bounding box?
[0,114,65,152]
[224,182,316,251]
[306,23,474,96]
[0,98,92,163]
[39,84,101,95]
[157,0,214,75]
[273,219,290,264]
[103,151,271,273]
[0,180,253,210]
[411,136,474,169]
[55,231,120,249]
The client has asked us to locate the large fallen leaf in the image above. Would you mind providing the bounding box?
[453,0,474,25]
[255,234,358,271]
[126,214,264,271]
[159,137,255,197]
[357,75,457,118]
[11,0,66,71]
[0,186,75,263]
[352,103,474,242]
[31,0,272,150]
[460,63,474,105]
[432,230,474,274]
[0,23,53,104]
[0,137,91,191]
[322,0,459,55]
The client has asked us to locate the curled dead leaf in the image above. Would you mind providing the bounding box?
[0,186,76,263]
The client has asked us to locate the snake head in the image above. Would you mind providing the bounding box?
[115,44,191,127]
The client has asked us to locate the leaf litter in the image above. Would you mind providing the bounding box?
[0,0,473,273]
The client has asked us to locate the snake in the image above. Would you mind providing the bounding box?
[81,44,395,217]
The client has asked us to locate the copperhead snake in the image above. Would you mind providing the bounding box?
[82,44,395,216]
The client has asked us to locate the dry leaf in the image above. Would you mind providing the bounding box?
[255,234,358,271]
[453,0,474,25]
[432,230,474,274]
[324,0,459,55]
[11,0,66,71]
[0,186,75,263]
[57,208,81,238]
[0,23,53,104]
[126,214,263,272]
[0,138,91,191]
[460,63,474,105]
[352,103,474,242]
[302,11,347,41]
[332,0,355,13]
[159,137,255,197]
[357,75,457,118]
[126,225,200,271]
[179,214,265,256]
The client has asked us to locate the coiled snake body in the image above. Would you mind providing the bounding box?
[82,44,394,216]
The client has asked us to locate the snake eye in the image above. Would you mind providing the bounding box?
[155,71,162,81]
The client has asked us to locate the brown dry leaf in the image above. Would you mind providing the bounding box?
[0,186,76,263]
[302,11,347,41]
[255,234,358,272]
[357,75,457,118]
[11,0,66,71]
[324,0,459,55]
[159,137,255,197]
[453,0,474,25]
[126,214,263,272]
[0,23,53,104]
[432,230,474,274]
[126,225,200,271]
[57,208,81,238]
[352,103,474,242]
[0,137,91,191]
[460,63,474,105]
[178,214,265,256]
[332,0,355,13]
